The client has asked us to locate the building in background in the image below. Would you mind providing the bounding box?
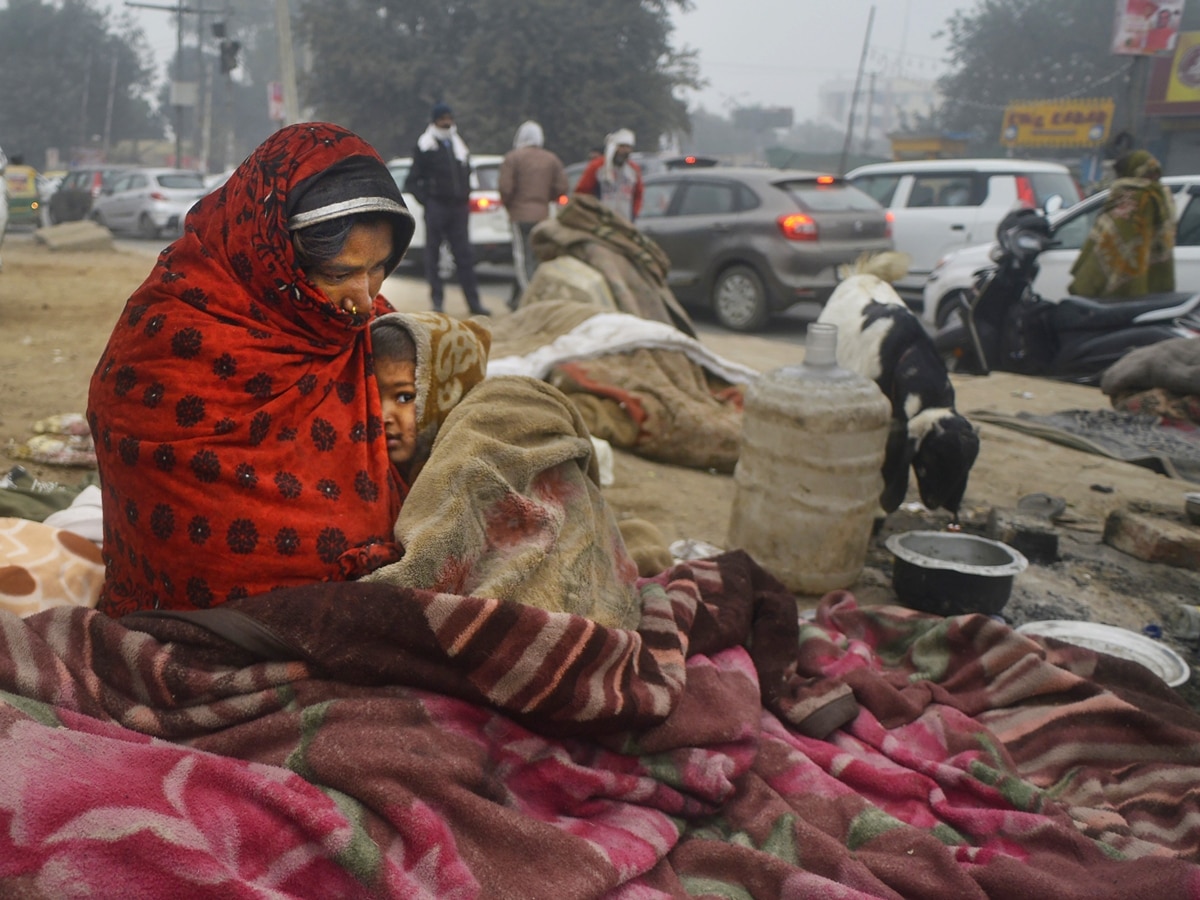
[817,75,941,157]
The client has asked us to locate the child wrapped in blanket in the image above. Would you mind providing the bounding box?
[366,312,644,628]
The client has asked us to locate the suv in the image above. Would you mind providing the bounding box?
[386,154,511,276]
[922,175,1200,327]
[637,167,892,331]
[48,165,135,224]
[846,159,1082,301]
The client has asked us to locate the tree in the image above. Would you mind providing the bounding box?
[935,0,1200,156]
[0,0,162,169]
[296,0,698,163]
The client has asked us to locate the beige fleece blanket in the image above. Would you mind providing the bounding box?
[363,376,642,629]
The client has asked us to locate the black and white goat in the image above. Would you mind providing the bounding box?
[816,252,980,517]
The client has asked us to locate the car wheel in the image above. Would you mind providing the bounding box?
[138,213,159,240]
[712,265,770,332]
[90,210,106,229]
[934,289,971,329]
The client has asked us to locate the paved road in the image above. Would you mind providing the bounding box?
[11,226,819,371]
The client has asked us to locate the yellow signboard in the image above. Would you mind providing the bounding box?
[999,98,1115,148]
[1165,30,1200,102]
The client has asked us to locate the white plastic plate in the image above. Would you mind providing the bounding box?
[1017,620,1191,688]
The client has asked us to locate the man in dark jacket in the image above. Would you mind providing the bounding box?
[404,103,489,315]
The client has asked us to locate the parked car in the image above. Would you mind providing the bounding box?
[846,158,1083,302]
[637,167,893,331]
[47,164,135,224]
[386,154,511,276]
[88,167,207,238]
[5,163,41,227]
[922,175,1200,327]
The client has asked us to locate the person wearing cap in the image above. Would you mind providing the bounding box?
[87,122,418,615]
[499,120,569,308]
[573,128,643,223]
[403,102,489,316]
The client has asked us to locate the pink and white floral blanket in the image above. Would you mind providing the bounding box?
[2,552,1200,898]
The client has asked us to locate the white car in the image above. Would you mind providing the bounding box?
[846,158,1083,301]
[386,154,511,276]
[922,175,1200,327]
[89,167,208,238]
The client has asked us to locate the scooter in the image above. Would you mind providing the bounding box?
[933,207,1200,384]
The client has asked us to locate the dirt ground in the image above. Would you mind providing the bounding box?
[4,232,1200,699]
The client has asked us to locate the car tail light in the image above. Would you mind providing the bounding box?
[557,194,568,206]
[1015,175,1036,209]
[816,174,835,185]
[885,209,894,239]
[469,195,498,213]
[90,174,104,198]
[777,213,817,241]
[150,191,168,201]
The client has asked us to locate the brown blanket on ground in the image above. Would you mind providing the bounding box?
[1102,337,1200,425]
[489,300,749,472]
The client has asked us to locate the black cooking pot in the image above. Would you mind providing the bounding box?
[885,530,1028,617]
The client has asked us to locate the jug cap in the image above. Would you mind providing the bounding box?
[805,323,838,367]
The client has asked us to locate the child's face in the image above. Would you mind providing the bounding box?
[375,357,418,468]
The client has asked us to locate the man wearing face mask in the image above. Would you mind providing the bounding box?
[404,102,489,316]
[573,128,643,224]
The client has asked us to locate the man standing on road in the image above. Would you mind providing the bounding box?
[499,120,569,308]
[574,128,642,224]
[404,102,489,315]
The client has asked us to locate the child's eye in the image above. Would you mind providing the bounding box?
[395,391,416,404]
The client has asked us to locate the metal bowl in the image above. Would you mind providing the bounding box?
[885,530,1028,617]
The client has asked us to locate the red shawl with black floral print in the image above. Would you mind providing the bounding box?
[88,123,404,615]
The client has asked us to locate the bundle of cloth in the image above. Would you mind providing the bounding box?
[1102,336,1200,426]
[488,300,755,473]
[4,552,1200,897]
[527,192,696,335]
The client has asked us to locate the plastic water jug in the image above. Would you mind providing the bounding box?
[728,322,891,595]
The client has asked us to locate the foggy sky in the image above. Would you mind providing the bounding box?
[670,0,975,121]
[112,0,976,124]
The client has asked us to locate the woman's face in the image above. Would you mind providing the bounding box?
[306,219,394,315]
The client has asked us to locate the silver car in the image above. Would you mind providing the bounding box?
[89,167,207,238]
[638,167,892,331]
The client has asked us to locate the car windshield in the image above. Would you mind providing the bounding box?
[157,173,205,189]
[779,180,882,213]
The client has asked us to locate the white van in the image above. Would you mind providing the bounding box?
[845,159,1082,300]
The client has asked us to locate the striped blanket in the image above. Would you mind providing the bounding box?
[2,551,1200,897]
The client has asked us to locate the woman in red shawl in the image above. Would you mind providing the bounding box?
[88,123,416,615]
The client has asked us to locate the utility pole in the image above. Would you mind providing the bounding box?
[126,1,224,165]
[275,0,301,125]
[103,53,119,156]
[838,5,875,176]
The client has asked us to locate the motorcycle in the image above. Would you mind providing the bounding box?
[932,207,1200,384]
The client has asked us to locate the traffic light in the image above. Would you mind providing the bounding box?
[219,39,240,74]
